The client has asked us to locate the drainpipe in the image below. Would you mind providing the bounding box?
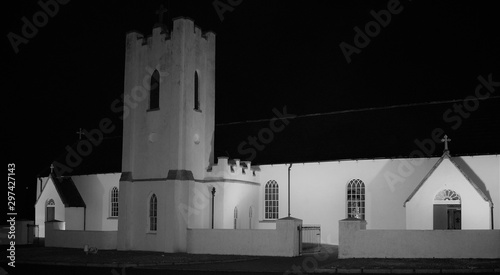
[211,187,216,229]
[491,203,494,230]
[84,207,86,231]
[288,163,292,218]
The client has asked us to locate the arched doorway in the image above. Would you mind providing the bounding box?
[46,199,55,221]
[433,189,461,230]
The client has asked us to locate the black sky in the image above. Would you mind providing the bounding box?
[4,0,499,219]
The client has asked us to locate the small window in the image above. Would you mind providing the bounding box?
[347,179,365,219]
[249,206,253,229]
[264,180,279,219]
[110,187,119,217]
[149,194,157,231]
[149,70,160,110]
[234,206,238,229]
[194,71,200,111]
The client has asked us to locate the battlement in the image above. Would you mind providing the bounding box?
[125,17,215,50]
[207,157,260,182]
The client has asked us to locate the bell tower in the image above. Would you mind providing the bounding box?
[118,16,215,252]
[121,18,215,180]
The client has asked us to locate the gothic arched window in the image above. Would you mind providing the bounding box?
[265,180,279,219]
[234,206,238,229]
[110,187,119,217]
[149,194,157,231]
[149,70,160,110]
[194,71,200,111]
[347,179,365,219]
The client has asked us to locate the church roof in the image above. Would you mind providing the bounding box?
[51,174,86,208]
[403,150,492,207]
[215,97,500,165]
[37,98,499,176]
[39,136,122,177]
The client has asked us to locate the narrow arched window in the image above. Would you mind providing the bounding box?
[149,194,157,231]
[249,206,253,229]
[347,179,365,219]
[265,180,279,219]
[110,187,119,217]
[149,70,160,110]
[46,199,55,221]
[234,206,238,229]
[194,71,200,111]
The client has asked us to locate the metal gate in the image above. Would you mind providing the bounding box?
[301,224,321,253]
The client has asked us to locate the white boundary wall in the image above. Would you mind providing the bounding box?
[187,218,302,257]
[45,221,117,250]
[339,219,500,258]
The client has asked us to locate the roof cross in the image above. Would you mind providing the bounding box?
[76,128,84,140]
[441,134,451,152]
[156,4,168,25]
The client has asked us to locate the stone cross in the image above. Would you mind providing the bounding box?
[441,134,451,151]
[156,4,168,24]
[76,128,84,140]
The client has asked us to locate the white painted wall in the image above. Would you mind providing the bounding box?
[259,158,433,244]
[65,208,84,230]
[339,219,500,258]
[34,177,65,238]
[117,179,190,253]
[73,173,120,231]
[187,218,302,257]
[406,158,491,229]
[45,221,117,250]
[259,155,499,244]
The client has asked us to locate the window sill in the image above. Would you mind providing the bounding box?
[147,108,160,112]
[259,219,277,223]
[194,108,202,113]
[107,217,118,220]
[146,231,157,234]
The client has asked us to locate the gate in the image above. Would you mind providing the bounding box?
[301,224,321,253]
[27,224,39,245]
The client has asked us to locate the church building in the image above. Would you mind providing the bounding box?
[34,16,499,256]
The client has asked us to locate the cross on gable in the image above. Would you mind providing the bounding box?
[441,134,451,152]
[76,128,84,140]
[156,4,168,25]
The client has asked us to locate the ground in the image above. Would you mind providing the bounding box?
[2,244,499,274]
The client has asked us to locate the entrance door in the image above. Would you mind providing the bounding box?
[46,199,55,221]
[448,209,461,229]
[433,204,461,230]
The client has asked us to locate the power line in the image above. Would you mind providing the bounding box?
[216,96,500,126]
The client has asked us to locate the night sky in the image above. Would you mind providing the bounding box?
[4,0,499,219]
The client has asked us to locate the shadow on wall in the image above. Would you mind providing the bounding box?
[367,158,437,229]
[87,176,105,230]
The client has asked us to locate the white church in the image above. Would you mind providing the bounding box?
[35,17,500,257]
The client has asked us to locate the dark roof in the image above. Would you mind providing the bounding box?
[51,174,86,208]
[38,98,499,175]
[215,97,500,165]
[39,136,122,177]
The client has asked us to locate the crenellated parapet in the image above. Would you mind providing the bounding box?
[125,17,215,54]
[206,157,260,182]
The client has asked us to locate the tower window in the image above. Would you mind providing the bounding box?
[149,194,157,232]
[234,206,238,229]
[149,70,160,110]
[194,71,200,111]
